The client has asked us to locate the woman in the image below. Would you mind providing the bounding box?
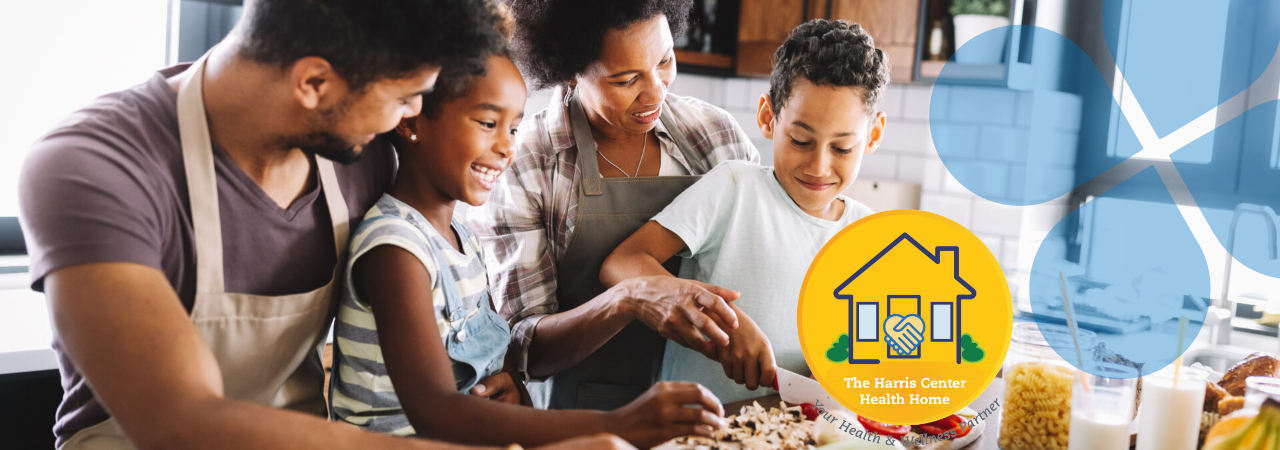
[471,0,760,410]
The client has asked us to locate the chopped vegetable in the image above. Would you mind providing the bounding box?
[801,403,820,421]
[856,416,910,439]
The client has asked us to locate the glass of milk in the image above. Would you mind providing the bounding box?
[1135,365,1207,450]
[1069,363,1139,450]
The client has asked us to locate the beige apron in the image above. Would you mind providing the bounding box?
[60,52,349,449]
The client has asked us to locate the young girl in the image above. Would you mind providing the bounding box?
[327,51,726,448]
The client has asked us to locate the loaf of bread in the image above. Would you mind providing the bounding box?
[1204,382,1230,412]
[1218,352,1280,396]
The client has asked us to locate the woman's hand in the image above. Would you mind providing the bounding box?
[618,276,740,359]
[713,305,777,391]
[469,372,522,404]
[604,381,726,448]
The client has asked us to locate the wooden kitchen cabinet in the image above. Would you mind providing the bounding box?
[735,0,813,76]
[735,0,920,82]
[827,0,920,82]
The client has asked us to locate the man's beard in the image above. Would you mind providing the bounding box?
[277,98,364,165]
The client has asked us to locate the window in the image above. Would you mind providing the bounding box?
[931,302,954,342]
[855,302,878,342]
[0,2,171,217]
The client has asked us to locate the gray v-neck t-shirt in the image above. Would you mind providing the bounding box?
[18,64,396,446]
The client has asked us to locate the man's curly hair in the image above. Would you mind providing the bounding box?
[506,0,694,90]
[768,19,890,116]
[238,0,506,92]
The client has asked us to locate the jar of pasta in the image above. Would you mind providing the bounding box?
[999,322,1096,450]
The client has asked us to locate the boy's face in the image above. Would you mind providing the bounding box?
[757,78,886,220]
[407,55,528,206]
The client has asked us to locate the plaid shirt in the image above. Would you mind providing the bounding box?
[467,87,760,376]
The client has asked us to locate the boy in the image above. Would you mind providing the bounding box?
[600,19,889,403]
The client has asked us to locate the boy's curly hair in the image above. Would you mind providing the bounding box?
[506,0,694,90]
[768,19,890,116]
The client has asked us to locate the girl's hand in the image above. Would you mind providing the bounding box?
[604,381,726,448]
[470,372,522,404]
[531,433,637,450]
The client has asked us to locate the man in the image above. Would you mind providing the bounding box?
[18,1,628,449]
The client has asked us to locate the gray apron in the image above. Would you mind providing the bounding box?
[545,92,708,410]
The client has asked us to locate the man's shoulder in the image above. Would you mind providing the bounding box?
[23,74,181,193]
[27,74,179,166]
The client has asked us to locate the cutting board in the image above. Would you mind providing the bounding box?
[652,394,986,450]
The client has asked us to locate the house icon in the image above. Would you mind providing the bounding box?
[833,233,976,364]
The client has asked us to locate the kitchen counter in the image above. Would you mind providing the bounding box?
[0,275,56,376]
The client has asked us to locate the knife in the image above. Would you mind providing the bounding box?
[772,367,848,412]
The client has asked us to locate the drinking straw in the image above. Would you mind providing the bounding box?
[1057,272,1086,368]
[1058,272,1093,406]
[1174,316,1188,384]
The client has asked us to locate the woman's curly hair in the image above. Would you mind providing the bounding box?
[506,0,694,90]
[768,19,890,115]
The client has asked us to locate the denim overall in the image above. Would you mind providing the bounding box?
[408,212,512,393]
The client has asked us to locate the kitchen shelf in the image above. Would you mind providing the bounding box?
[674,49,734,70]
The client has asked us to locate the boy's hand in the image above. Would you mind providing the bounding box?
[620,276,740,359]
[470,372,522,404]
[714,307,777,391]
[604,381,726,448]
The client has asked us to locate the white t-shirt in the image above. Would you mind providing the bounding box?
[653,160,873,403]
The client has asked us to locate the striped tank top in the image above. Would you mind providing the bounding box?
[329,194,508,435]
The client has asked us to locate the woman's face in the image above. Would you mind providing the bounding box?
[575,14,676,136]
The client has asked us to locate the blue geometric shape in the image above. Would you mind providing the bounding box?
[1103,0,1280,140]
[1029,168,1210,378]
[932,26,1143,205]
[1175,100,1280,278]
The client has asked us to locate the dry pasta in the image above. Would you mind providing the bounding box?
[999,362,1074,450]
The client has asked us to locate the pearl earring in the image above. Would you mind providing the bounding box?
[410,134,417,142]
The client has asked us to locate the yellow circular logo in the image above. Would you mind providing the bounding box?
[798,210,1011,425]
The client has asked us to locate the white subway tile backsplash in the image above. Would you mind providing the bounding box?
[881,85,905,119]
[670,74,724,107]
[920,193,974,228]
[971,200,1023,236]
[749,79,772,101]
[1007,165,1026,202]
[731,109,765,141]
[880,121,931,154]
[931,124,980,158]
[897,154,928,184]
[941,166,976,196]
[1024,200,1070,233]
[752,137,774,165]
[977,234,1004,260]
[1015,91,1034,127]
[725,78,750,110]
[903,84,938,121]
[859,152,899,180]
[979,126,1030,163]
[948,86,1017,125]
[923,158,946,192]
[1001,236,1020,270]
